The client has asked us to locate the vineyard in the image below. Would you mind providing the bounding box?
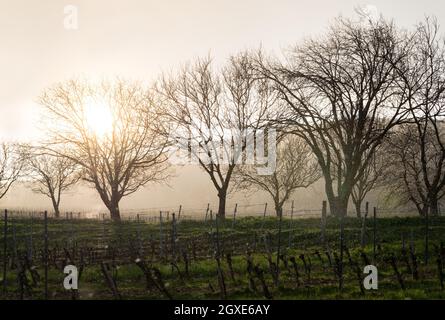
[1,204,445,300]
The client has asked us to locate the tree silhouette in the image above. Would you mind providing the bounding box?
[39,79,171,221]
[25,148,79,218]
[235,135,320,216]
[0,143,24,201]
[159,53,274,218]
[255,16,411,216]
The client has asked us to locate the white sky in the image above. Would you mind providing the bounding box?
[0,0,443,212]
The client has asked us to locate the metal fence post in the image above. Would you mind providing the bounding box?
[339,212,344,290]
[2,209,8,295]
[159,211,164,259]
[261,203,268,230]
[204,203,209,222]
[291,200,294,220]
[44,210,48,300]
[373,207,377,263]
[360,202,369,248]
[232,203,237,229]
[321,201,327,246]
[171,212,176,262]
[425,207,429,265]
[276,208,283,287]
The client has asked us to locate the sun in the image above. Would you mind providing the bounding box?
[84,97,114,138]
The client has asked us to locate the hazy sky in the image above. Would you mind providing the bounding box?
[1,0,443,213]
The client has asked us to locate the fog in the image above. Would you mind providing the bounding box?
[1,165,384,216]
[0,0,441,213]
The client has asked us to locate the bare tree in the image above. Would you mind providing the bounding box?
[255,16,412,217]
[159,53,274,218]
[25,150,79,218]
[351,145,387,218]
[0,143,24,201]
[235,135,320,216]
[39,79,171,221]
[388,18,445,217]
[384,122,445,216]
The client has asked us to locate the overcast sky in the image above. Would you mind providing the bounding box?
[0,0,443,213]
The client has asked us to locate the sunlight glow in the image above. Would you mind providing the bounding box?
[84,97,114,138]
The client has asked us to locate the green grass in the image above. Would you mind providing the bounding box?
[0,214,444,300]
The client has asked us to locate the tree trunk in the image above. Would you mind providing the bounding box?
[217,189,227,219]
[418,205,428,217]
[429,197,439,216]
[354,200,362,219]
[51,195,60,218]
[323,177,350,218]
[54,206,60,219]
[328,196,348,217]
[108,198,121,222]
[274,204,283,217]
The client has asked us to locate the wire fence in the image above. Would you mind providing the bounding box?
[2,200,433,223]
